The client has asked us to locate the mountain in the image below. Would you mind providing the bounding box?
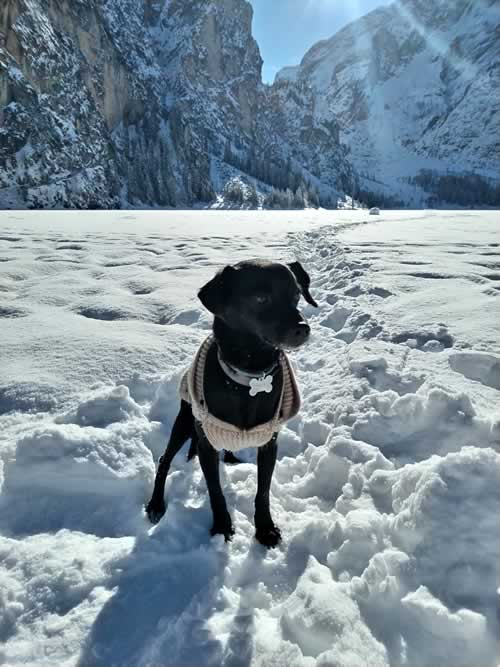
[277,0,500,207]
[0,0,351,209]
[0,0,170,208]
[1,0,498,210]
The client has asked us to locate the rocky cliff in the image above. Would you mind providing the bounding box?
[277,0,500,206]
[0,0,210,207]
[0,0,351,208]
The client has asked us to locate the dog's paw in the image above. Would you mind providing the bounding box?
[211,513,235,542]
[145,497,166,524]
[255,522,282,548]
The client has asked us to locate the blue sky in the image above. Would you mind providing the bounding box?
[249,0,392,83]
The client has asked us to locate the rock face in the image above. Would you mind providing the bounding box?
[277,0,500,206]
[0,0,209,207]
[0,0,351,208]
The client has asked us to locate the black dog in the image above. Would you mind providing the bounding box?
[145,260,317,547]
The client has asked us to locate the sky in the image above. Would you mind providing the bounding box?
[249,0,393,83]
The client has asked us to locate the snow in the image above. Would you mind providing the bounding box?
[0,209,499,667]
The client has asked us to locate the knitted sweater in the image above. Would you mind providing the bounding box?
[179,336,301,452]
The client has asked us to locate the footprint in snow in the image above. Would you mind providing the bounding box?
[399,260,431,266]
[56,244,85,251]
[76,306,127,321]
[392,329,454,350]
[344,285,364,297]
[449,352,500,391]
[320,307,352,332]
[0,305,29,318]
[368,287,393,298]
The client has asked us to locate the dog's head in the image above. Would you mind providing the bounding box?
[198,260,318,349]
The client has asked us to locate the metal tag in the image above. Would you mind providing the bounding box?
[249,375,273,397]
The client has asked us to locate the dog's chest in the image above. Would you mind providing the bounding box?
[203,345,283,430]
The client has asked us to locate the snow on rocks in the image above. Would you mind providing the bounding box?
[0,210,499,667]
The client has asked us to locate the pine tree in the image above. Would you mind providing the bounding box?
[294,185,305,208]
[247,182,258,208]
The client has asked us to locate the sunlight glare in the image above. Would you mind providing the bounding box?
[394,1,478,81]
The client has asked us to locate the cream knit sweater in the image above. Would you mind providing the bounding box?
[179,336,301,452]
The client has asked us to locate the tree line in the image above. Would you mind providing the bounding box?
[409,170,500,207]
[223,141,322,208]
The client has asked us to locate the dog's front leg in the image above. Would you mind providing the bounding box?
[197,432,234,541]
[255,434,281,548]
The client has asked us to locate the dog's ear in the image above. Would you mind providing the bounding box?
[288,261,318,308]
[198,265,237,315]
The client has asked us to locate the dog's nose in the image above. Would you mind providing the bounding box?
[293,322,310,344]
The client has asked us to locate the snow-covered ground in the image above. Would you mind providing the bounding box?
[0,209,499,667]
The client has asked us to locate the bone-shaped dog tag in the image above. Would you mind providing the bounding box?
[249,375,273,397]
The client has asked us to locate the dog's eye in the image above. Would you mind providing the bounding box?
[254,294,271,306]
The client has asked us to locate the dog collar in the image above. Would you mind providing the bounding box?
[178,335,302,450]
[217,350,280,396]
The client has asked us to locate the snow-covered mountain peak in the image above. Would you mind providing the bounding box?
[276,0,499,206]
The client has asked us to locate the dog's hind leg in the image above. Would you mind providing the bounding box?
[254,434,281,548]
[145,400,194,524]
[187,429,199,461]
[223,450,243,465]
[197,430,234,541]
